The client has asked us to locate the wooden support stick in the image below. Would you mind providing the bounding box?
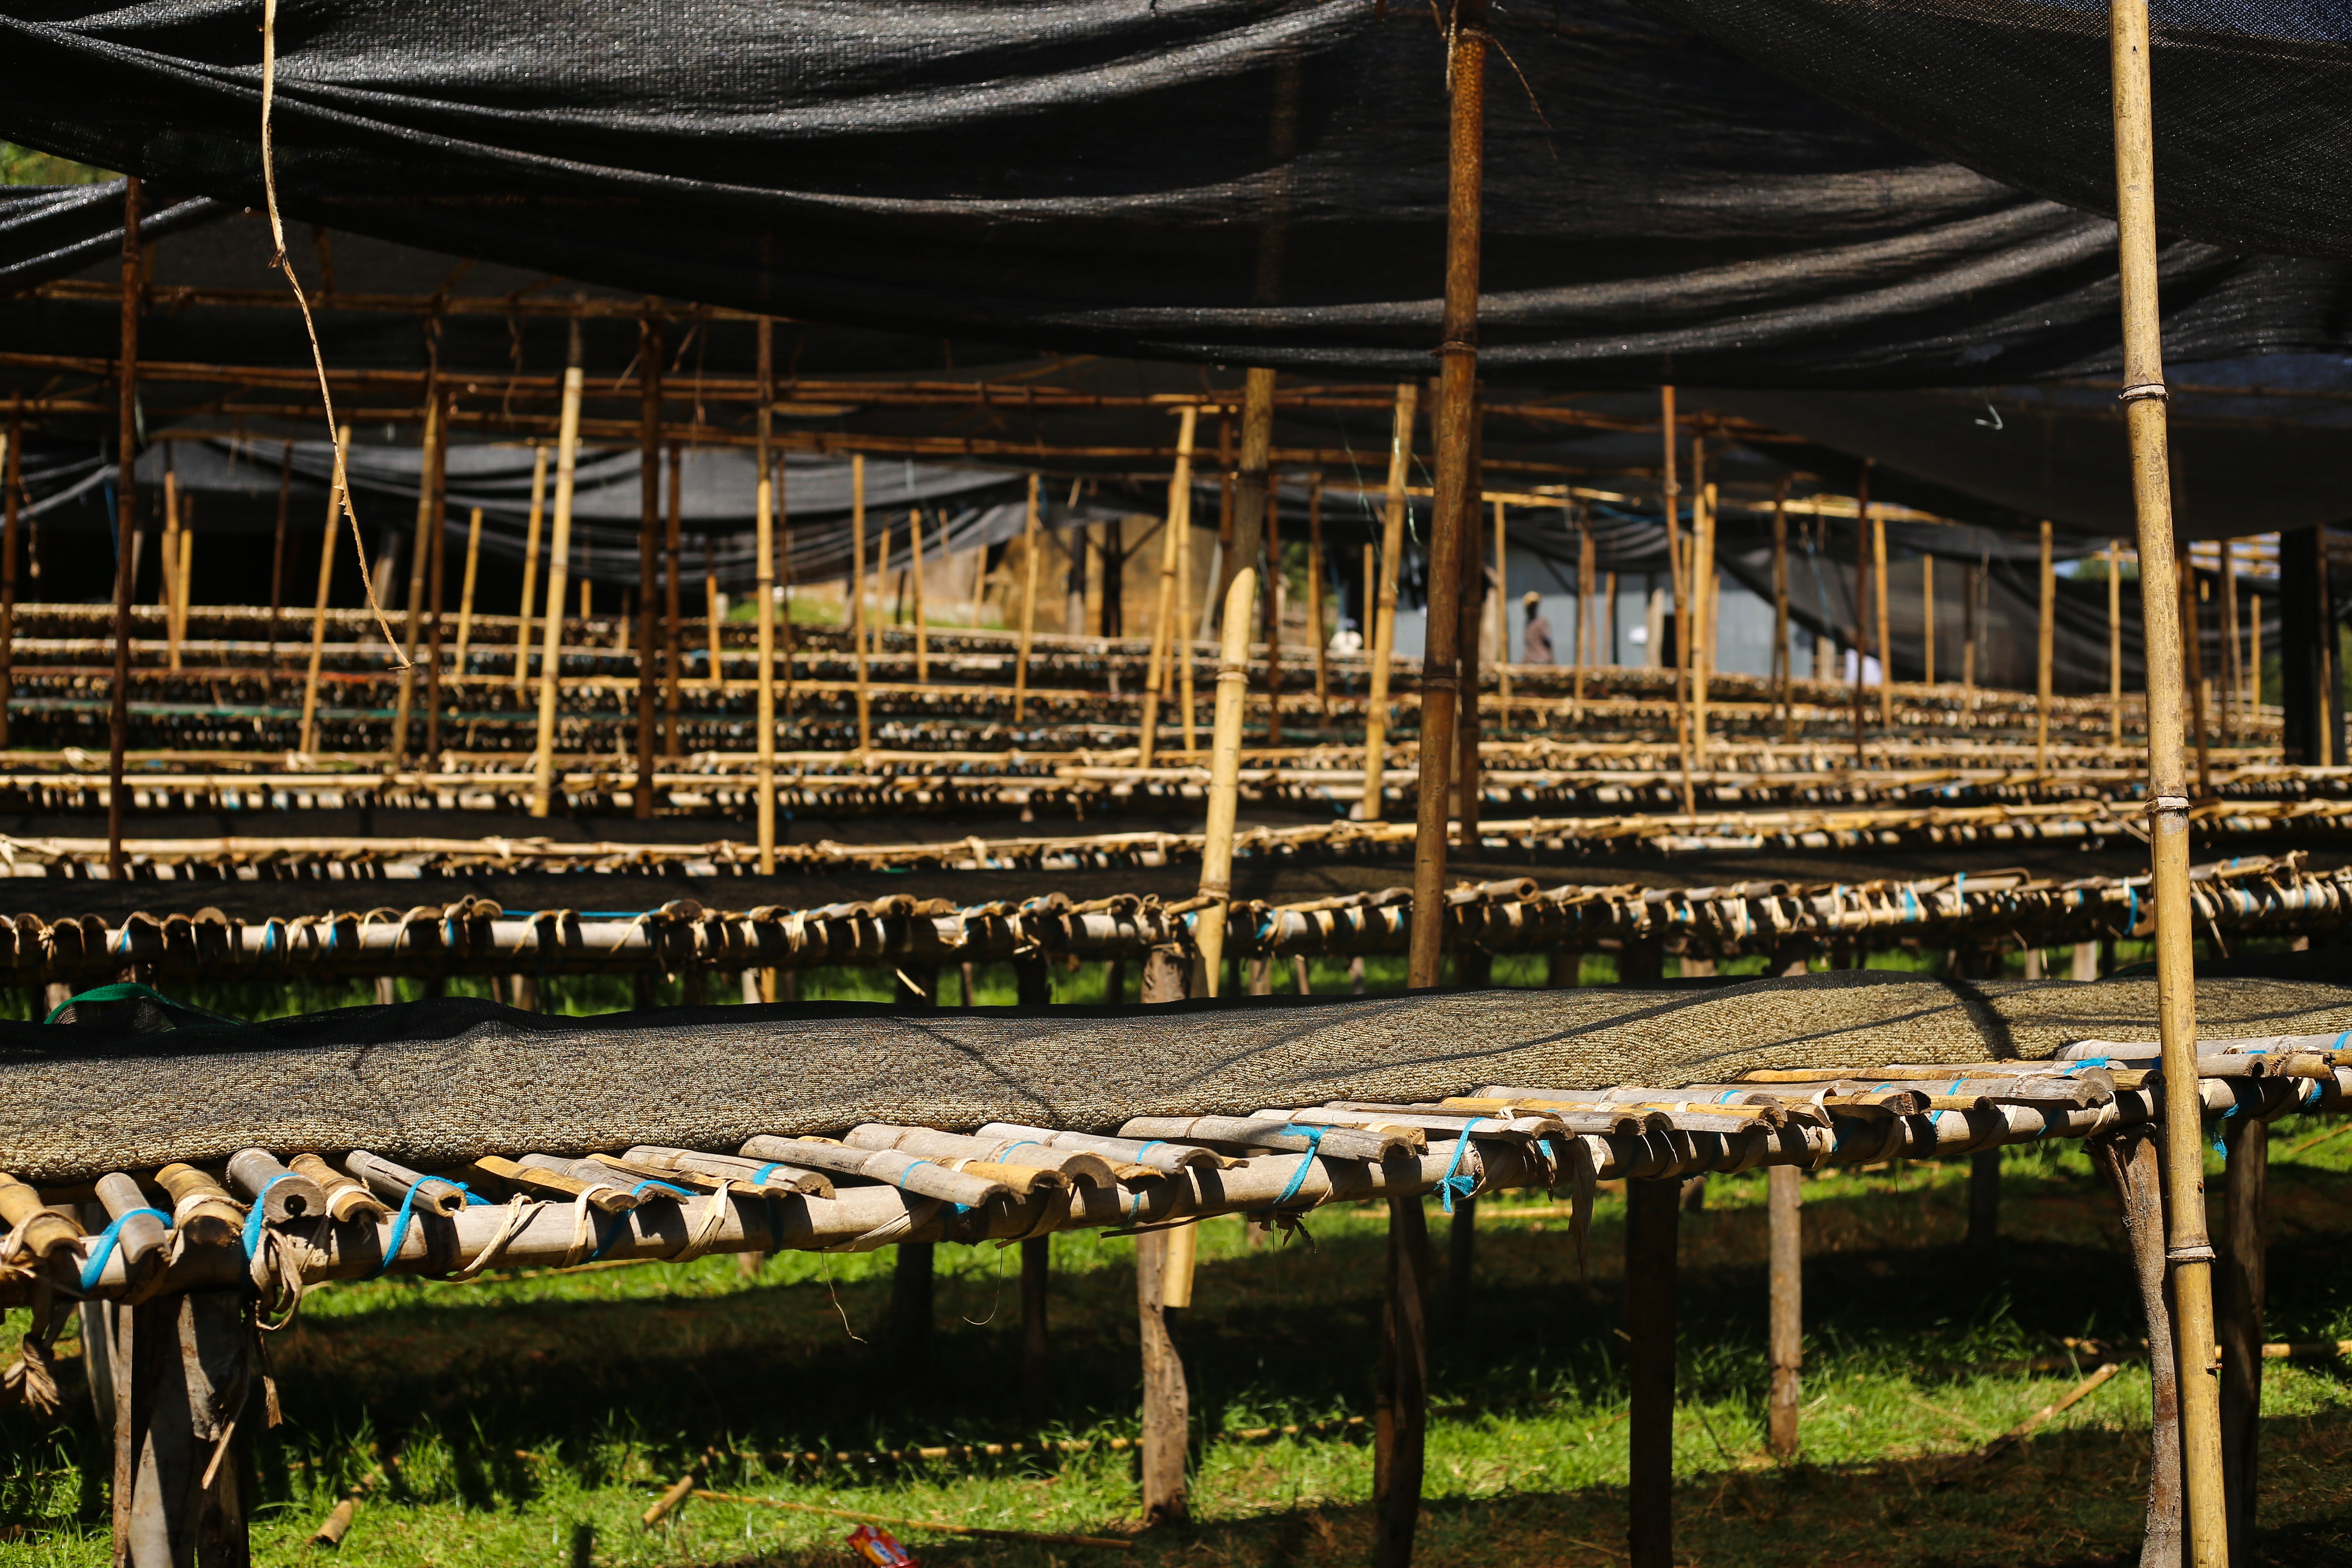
[1626,1175,1678,1568]
[2220,539,2242,744]
[1850,465,1871,767]
[452,506,483,682]
[392,384,441,761]
[174,499,195,657]
[1771,480,1791,740]
[1264,471,1283,746]
[1922,552,1936,686]
[265,439,291,694]
[2096,1129,2183,1566]
[1138,408,1196,769]
[1454,457,1486,850]
[1015,474,1040,724]
[663,441,684,755]
[528,329,584,819]
[2183,555,2212,795]
[298,426,348,756]
[2250,592,2263,724]
[635,312,662,821]
[2221,1115,2266,1561]
[162,465,183,671]
[1873,505,1892,726]
[1693,462,1717,765]
[1968,1147,2000,1254]
[512,444,547,687]
[1493,497,1510,706]
[1021,1234,1051,1423]
[1361,381,1416,820]
[1664,390,1696,808]
[1374,1194,1430,1568]
[1193,568,1259,997]
[2036,519,2055,774]
[107,177,139,879]
[1579,503,1599,709]
[1136,1226,1190,1528]
[704,532,724,690]
[122,1290,251,1561]
[1308,473,1329,717]
[910,508,929,684]
[1177,474,1198,755]
[852,456,872,749]
[754,320,778,874]
[2109,541,2126,749]
[423,447,450,759]
[1767,1164,1802,1457]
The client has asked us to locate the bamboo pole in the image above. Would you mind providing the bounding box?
[852,455,872,750]
[755,319,778,873]
[1964,559,1981,708]
[1265,476,1283,746]
[1766,1163,1802,1457]
[174,501,194,655]
[1192,568,1258,999]
[2220,540,2241,744]
[1407,0,1483,993]
[1577,503,1597,710]
[1873,506,1892,726]
[393,384,442,760]
[2219,1117,2265,1560]
[528,327,584,820]
[635,313,663,822]
[1662,388,1695,812]
[1922,554,1936,686]
[452,506,483,682]
[265,439,291,695]
[705,533,724,690]
[512,444,547,687]
[777,450,797,721]
[1494,498,1510,706]
[161,466,183,670]
[663,441,684,755]
[1771,480,1791,741]
[1692,465,1716,766]
[423,463,450,760]
[1360,381,1417,821]
[910,509,929,683]
[1626,1175,1679,1568]
[2110,541,2126,748]
[1016,474,1040,724]
[2108,0,2229,1548]
[1138,408,1196,769]
[298,426,348,755]
[1136,1227,1190,1528]
[107,177,140,880]
[2183,558,2212,794]
[1230,368,1276,613]
[0,400,19,749]
[1851,466,1871,766]
[1373,1193,1430,1568]
[2249,595,2263,722]
[1177,477,1198,754]
[2036,520,2056,774]
[1452,441,1486,850]
[1307,474,1329,717]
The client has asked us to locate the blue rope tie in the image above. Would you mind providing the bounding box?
[80,1207,171,1292]
[241,1174,296,1260]
[1271,1126,1329,1207]
[369,1182,426,1278]
[1437,1119,1491,1214]
[752,1163,788,1187]
[628,1177,697,1200]
[1132,1140,1172,1164]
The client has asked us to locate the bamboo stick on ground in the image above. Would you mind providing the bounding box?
[688,1489,1133,1551]
[511,443,547,687]
[298,426,350,755]
[1192,568,1258,996]
[529,332,584,819]
[1361,381,1417,820]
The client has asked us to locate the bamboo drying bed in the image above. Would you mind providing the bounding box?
[8,852,2342,988]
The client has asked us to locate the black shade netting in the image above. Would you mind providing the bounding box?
[8,969,2352,1183]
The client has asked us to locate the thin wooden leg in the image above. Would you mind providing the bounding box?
[1967,1148,2001,1256]
[1136,1229,1191,1528]
[1013,956,1051,1006]
[1626,1176,1678,1568]
[1766,1165,1802,1458]
[123,1291,249,1568]
[1447,1196,1476,1326]
[1374,1194,1429,1568]
[2221,1117,2267,1563]
[2096,1129,2183,1568]
[1141,945,1189,1004]
[1021,1236,1051,1424]
[889,1244,934,1356]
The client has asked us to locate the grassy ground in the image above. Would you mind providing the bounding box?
[8,1131,2352,1566]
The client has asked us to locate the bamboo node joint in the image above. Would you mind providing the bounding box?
[2165,1243,2217,1265]
[2145,793,2192,815]
[2118,382,2169,403]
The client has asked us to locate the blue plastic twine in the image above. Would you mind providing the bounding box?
[79,1207,171,1292]
[1271,1126,1330,1207]
[241,1174,296,1260]
[1437,1119,1491,1214]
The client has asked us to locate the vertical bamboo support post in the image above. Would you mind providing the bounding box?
[2100,1129,2184,1567]
[1452,451,1485,850]
[754,319,778,872]
[1493,498,1510,705]
[512,444,547,686]
[1230,368,1276,617]
[1177,474,1198,754]
[1264,478,1283,747]
[2220,539,2241,744]
[663,441,684,755]
[174,497,194,653]
[1360,382,1417,820]
[1577,503,1598,710]
[1136,1227,1190,1528]
[2220,1117,2265,1561]
[1626,1176,1679,1568]
[393,384,442,759]
[1138,408,1196,769]
[0,401,19,749]
[298,427,348,755]
[1964,561,1981,708]
[1015,474,1040,724]
[910,509,929,683]
[1307,473,1329,717]
[1373,1194,1430,1568]
[452,506,483,682]
[851,455,871,750]
[704,534,724,690]
[2110,0,2228,1549]
[2183,558,2212,793]
[1408,0,1483,993]
[2248,595,2262,724]
[775,450,796,720]
[1872,508,1892,726]
[160,466,181,669]
[1766,1164,1802,1458]
[634,313,663,821]
[2109,542,2127,750]
[1192,569,1258,998]
[1922,553,1936,686]
[2036,519,2056,774]
[265,440,291,695]
[1850,468,1871,767]
[1662,388,1695,811]
[1692,471,1716,766]
[528,327,585,818]
[107,178,141,878]
[1020,1235,1052,1424]
[422,458,449,760]
[1771,480,1792,740]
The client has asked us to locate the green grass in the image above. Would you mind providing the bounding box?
[10,1138,2352,1565]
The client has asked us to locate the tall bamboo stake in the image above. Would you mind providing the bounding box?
[1177,475,1198,755]
[1360,382,1417,821]
[1374,1193,1430,1568]
[1493,498,1510,705]
[1264,476,1283,746]
[1406,0,1484,993]
[777,449,795,720]
[393,384,442,760]
[298,425,348,755]
[452,506,483,681]
[1771,480,1792,740]
[1922,553,1936,686]
[1661,388,1695,812]
[265,439,291,695]
[851,455,872,750]
[1626,1176,1679,1568]
[528,327,584,819]
[635,312,663,821]
[2110,541,2126,748]
[422,459,450,760]
[1452,448,1486,850]
[1577,503,1597,710]
[2220,539,2241,744]
[161,466,183,670]
[1230,369,1276,615]
[1015,474,1040,724]
[1692,463,1716,767]
[2110,0,2228,1549]
[512,444,547,686]
[663,440,684,755]
[1193,568,1258,998]
[2248,595,2263,723]
[2036,520,2055,774]
[174,500,194,653]
[108,177,140,878]
[1766,1164,1802,1457]
[1138,408,1197,769]
[755,319,778,872]
[1851,466,1871,766]
[1872,508,1892,726]
[705,533,724,690]
[910,509,929,683]
[1307,474,1329,717]
[2183,557,2212,794]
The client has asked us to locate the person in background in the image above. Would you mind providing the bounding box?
[1519,591,1554,665]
